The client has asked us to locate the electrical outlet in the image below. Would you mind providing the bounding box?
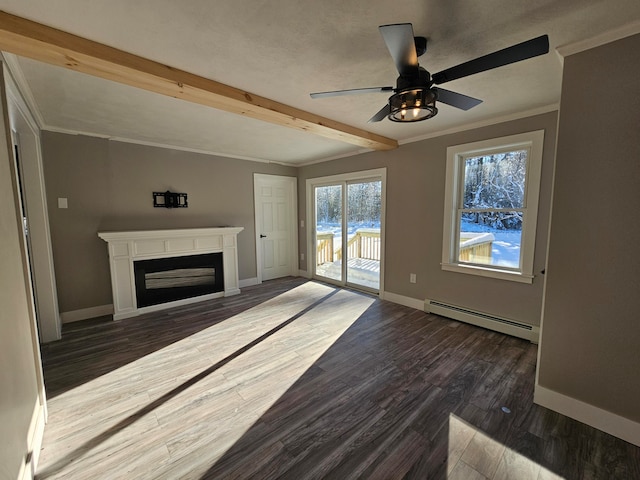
[300,220,304,228]
[300,253,305,262]
[409,273,417,283]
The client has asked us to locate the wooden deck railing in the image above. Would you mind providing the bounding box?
[317,229,492,266]
[316,229,381,265]
[316,232,335,265]
[459,232,494,264]
[337,229,380,261]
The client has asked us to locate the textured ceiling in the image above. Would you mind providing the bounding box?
[2,0,640,165]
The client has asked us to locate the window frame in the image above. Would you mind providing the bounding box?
[441,130,545,284]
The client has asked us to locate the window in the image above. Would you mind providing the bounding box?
[442,130,544,283]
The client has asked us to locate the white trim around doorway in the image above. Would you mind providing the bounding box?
[306,168,387,294]
[4,61,61,343]
[254,174,299,284]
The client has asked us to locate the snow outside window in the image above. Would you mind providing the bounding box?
[442,130,544,283]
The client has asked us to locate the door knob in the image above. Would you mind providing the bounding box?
[260,234,267,238]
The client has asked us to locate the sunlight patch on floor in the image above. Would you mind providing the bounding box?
[447,414,564,480]
[38,282,374,479]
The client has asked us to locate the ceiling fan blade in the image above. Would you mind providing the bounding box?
[310,86,394,99]
[368,104,391,123]
[379,23,419,76]
[432,35,549,85]
[434,88,483,111]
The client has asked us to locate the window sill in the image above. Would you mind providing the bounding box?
[441,263,534,284]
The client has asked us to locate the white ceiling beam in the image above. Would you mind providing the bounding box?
[0,11,398,151]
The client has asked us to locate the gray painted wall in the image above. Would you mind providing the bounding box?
[41,132,296,314]
[298,111,558,327]
[538,34,640,422]
[7,34,640,467]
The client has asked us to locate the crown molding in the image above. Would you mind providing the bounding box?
[1,52,45,128]
[40,125,304,166]
[557,20,640,58]
[296,104,560,167]
[399,104,559,146]
[297,147,371,167]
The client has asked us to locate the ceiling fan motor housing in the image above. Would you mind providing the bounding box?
[414,36,427,57]
[396,67,432,91]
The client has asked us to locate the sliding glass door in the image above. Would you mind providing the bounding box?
[314,184,342,282]
[311,170,385,293]
[346,181,382,290]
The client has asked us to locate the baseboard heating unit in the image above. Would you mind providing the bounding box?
[425,299,539,343]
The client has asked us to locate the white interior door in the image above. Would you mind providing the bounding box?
[254,174,298,282]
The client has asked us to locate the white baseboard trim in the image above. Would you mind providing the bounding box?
[298,269,312,279]
[66,283,255,323]
[239,277,259,288]
[529,326,541,344]
[60,304,114,323]
[116,292,226,320]
[380,291,424,310]
[534,384,640,447]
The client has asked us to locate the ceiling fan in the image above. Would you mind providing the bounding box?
[310,24,549,123]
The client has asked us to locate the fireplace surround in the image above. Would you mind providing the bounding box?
[98,227,243,319]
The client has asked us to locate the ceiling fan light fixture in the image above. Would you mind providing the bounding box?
[388,88,437,122]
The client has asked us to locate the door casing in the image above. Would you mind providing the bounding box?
[306,168,386,294]
[253,173,298,283]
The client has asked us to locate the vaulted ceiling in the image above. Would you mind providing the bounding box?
[1,1,639,165]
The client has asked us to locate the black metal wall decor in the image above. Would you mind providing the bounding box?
[153,190,188,208]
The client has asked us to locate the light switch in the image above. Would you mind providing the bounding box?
[58,197,68,209]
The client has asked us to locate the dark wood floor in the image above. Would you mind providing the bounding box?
[38,277,639,479]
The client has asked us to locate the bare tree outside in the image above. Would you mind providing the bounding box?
[457,149,529,269]
[462,150,527,230]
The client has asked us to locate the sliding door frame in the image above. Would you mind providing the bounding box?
[306,168,386,294]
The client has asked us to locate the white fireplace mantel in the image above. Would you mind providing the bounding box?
[98,227,244,320]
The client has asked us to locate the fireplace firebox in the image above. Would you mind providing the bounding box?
[134,253,223,308]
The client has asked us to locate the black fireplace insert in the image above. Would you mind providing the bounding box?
[134,253,223,308]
